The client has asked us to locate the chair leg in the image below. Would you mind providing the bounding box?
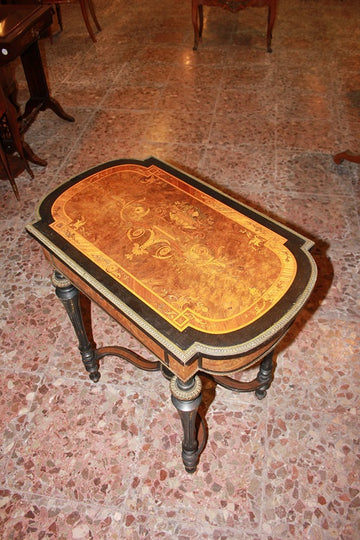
[55,4,63,32]
[267,0,277,52]
[0,144,20,200]
[199,5,203,38]
[87,0,101,31]
[192,2,203,50]
[79,0,97,42]
[4,96,33,179]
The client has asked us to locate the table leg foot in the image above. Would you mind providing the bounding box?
[255,351,273,400]
[333,150,360,165]
[45,97,75,123]
[51,271,100,382]
[170,376,202,473]
[23,98,75,124]
[22,141,47,167]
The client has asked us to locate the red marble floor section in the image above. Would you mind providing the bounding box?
[0,0,359,538]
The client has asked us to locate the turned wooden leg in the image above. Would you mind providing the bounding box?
[267,4,275,52]
[51,270,100,382]
[87,0,101,31]
[79,0,97,42]
[55,5,63,31]
[192,3,203,50]
[170,376,202,473]
[255,350,274,400]
[198,5,204,39]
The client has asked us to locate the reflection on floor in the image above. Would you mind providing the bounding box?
[1,0,359,538]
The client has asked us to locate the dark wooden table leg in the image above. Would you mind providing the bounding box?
[20,40,74,123]
[255,350,274,400]
[170,375,202,473]
[51,270,100,382]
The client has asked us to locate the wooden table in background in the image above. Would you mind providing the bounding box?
[192,0,277,52]
[0,5,74,167]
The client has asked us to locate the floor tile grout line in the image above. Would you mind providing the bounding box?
[42,46,139,180]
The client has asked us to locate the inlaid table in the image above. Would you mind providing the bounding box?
[26,157,317,473]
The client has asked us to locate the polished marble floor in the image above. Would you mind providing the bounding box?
[1,0,359,538]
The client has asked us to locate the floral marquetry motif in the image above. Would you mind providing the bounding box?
[48,163,297,334]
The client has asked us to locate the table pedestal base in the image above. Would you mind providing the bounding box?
[21,40,75,126]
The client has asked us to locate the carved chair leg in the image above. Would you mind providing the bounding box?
[170,376,202,473]
[51,270,100,382]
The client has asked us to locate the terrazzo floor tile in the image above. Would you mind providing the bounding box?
[276,118,343,153]
[0,491,126,540]
[229,191,359,245]
[0,372,41,469]
[209,113,276,148]
[123,405,267,530]
[144,110,214,145]
[1,0,359,538]
[169,64,226,90]
[158,84,219,114]
[271,316,360,413]
[119,61,172,88]
[308,242,360,322]
[263,409,360,539]
[221,64,274,89]
[4,376,153,505]
[104,85,162,111]
[215,88,276,116]
[198,144,277,191]
[274,150,357,195]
